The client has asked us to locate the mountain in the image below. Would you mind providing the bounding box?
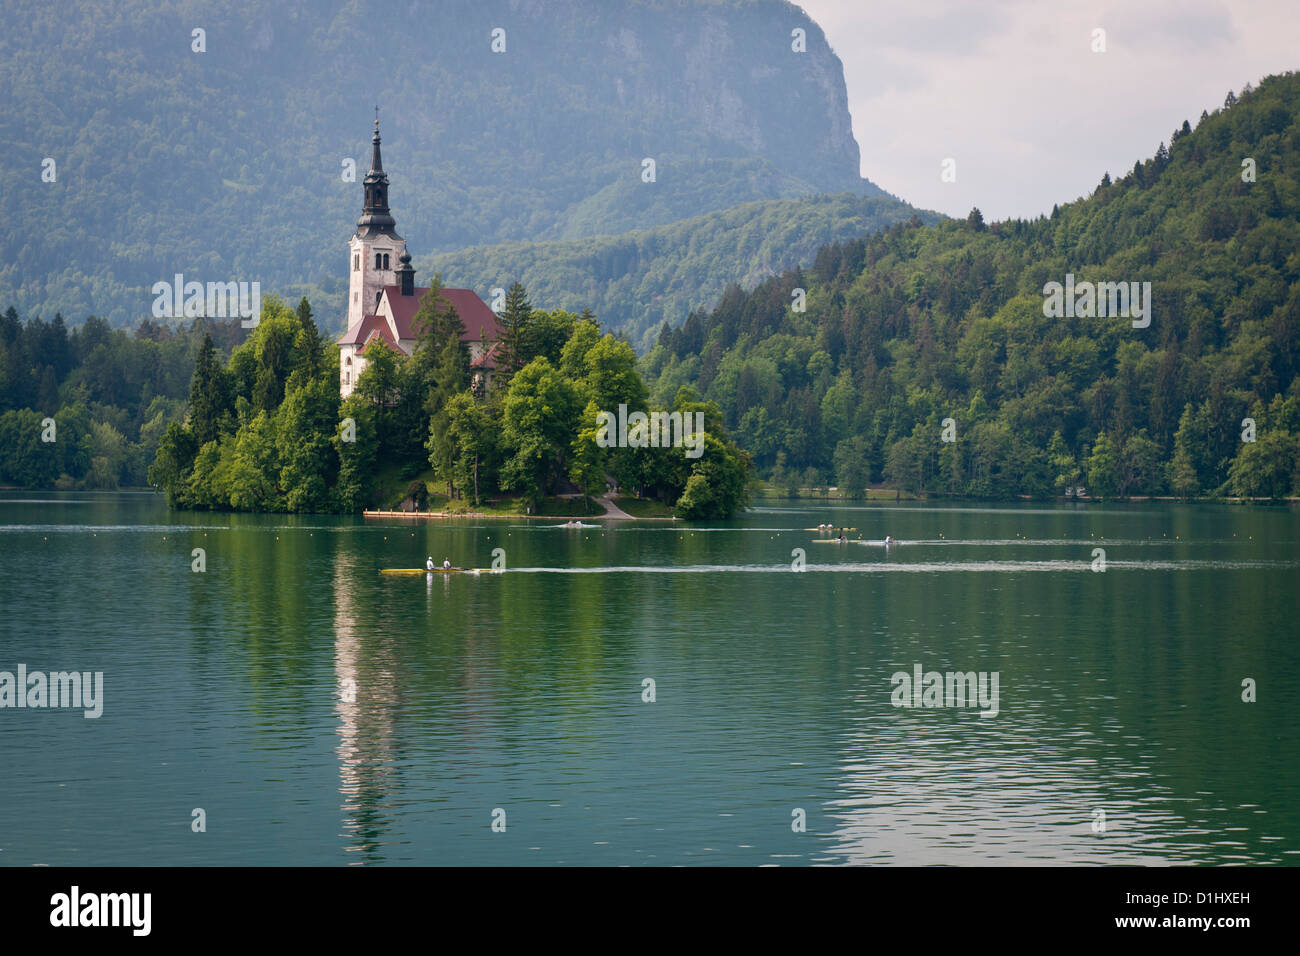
[426,193,940,351]
[1,0,882,328]
[642,73,1300,500]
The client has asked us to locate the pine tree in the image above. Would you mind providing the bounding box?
[497,281,533,377]
[409,280,468,422]
[188,333,230,446]
[295,296,316,336]
[294,296,325,378]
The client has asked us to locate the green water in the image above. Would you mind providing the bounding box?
[0,492,1297,865]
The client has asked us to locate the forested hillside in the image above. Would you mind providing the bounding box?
[0,310,240,489]
[430,193,938,351]
[643,74,1300,499]
[1,0,881,328]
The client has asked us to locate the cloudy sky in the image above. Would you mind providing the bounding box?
[795,0,1299,220]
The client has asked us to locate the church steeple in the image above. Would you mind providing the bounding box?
[396,244,416,296]
[356,110,401,240]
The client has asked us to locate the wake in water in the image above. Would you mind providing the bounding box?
[503,559,1299,574]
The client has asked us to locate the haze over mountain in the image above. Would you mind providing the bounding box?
[427,193,939,351]
[1,0,894,329]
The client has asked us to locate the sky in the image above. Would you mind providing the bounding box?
[794,0,1300,221]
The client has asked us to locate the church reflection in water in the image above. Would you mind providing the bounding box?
[332,554,403,864]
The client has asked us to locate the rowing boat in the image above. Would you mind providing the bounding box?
[380,568,483,575]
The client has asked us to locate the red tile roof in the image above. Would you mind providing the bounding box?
[383,286,502,343]
[339,314,399,353]
[470,341,502,370]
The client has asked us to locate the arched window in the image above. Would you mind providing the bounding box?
[375,252,382,269]
[383,253,390,270]
[353,254,359,272]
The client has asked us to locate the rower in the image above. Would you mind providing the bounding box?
[426,556,435,570]
[443,557,452,569]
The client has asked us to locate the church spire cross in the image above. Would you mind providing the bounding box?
[356,114,399,240]
[369,107,384,174]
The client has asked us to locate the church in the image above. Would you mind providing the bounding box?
[337,119,502,398]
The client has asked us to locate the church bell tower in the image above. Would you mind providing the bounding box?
[346,112,403,327]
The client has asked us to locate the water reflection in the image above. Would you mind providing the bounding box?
[333,552,401,864]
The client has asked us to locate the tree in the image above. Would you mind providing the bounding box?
[1047,430,1081,496]
[833,436,870,497]
[581,333,648,413]
[335,395,377,512]
[224,411,282,511]
[275,377,339,512]
[966,207,987,232]
[0,409,61,488]
[559,319,602,380]
[770,450,798,498]
[673,427,751,518]
[570,400,606,511]
[524,309,579,367]
[496,281,533,378]
[239,301,301,413]
[436,392,499,505]
[1168,435,1200,498]
[293,296,327,381]
[499,357,580,508]
[148,422,198,505]
[884,436,921,496]
[1227,431,1297,499]
[188,333,230,446]
[1086,433,1121,499]
[1120,431,1162,496]
[352,339,403,455]
[86,420,127,489]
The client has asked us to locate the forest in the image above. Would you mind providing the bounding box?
[642,74,1300,500]
[9,74,1300,506]
[143,285,750,517]
[0,309,236,489]
[430,193,936,351]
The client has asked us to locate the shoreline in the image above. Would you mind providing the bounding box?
[362,509,681,521]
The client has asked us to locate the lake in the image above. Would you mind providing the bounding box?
[1,492,1296,865]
